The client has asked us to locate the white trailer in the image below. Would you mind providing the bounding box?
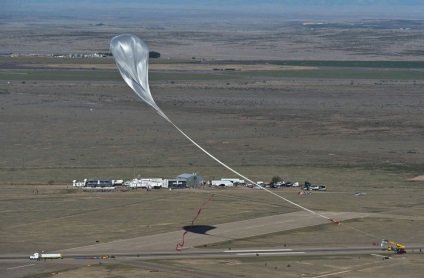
[72,179,86,187]
[126,178,164,189]
[112,179,124,186]
[212,180,233,187]
[221,178,244,185]
[142,178,165,189]
[29,253,63,260]
[127,178,142,188]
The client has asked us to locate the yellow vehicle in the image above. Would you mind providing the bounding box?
[381,239,406,254]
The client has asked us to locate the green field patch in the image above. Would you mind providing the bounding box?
[150,72,238,81]
[0,70,122,81]
[2,58,424,69]
[0,57,115,65]
[0,69,239,81]
[0,56,200,66]
[1,68,422,81]
[150,58,201,64]
[271,60,424,69]
[234,68,424,80]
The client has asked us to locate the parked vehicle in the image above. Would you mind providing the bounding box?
[304,181,311,190]
[211,180,233,187]
[30,253,63,261]
[381,239,406,254]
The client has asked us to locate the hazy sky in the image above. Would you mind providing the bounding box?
[2,0,424,21]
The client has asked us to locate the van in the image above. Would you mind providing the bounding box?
[318,185,327,191]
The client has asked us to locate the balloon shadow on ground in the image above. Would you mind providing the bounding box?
[183,225,216,235]
[181,225,291,247]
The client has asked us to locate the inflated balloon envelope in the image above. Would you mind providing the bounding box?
[110,34,169,121]
[110,34,340,226]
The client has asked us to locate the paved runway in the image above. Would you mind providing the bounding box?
[59,211,369,255]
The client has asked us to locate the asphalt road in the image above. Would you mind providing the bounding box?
[3,246,424,278]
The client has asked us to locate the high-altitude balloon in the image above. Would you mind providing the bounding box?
[110,34,339,226]
[110,34,169,121]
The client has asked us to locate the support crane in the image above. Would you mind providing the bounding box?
[380,239,406,254]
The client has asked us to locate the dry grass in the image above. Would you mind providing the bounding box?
[156,253,424,278]
[20,254,424,278]
[1,167,424,254]
[2,19,424,277]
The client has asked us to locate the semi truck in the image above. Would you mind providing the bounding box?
[29,252,63,260]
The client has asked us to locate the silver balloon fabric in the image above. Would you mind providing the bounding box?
[110,34,169,121]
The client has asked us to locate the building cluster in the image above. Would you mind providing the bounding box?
[73,173,206,190]
[6,53,111,58]
[72,175,327,191]
[66,53,110,58]
[72,174,254,190]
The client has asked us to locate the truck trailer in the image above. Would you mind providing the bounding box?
[211,180,233,187]
[29,253,63,261]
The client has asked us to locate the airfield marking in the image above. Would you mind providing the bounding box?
[236,251,305,256]
[224,249,292,253]
[7,264,35,270]
[2,72,28,75]
[246,219,295,229]
[371,253,390,258]
[311,270,352,278]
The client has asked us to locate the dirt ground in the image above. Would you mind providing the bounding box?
[408,175,424,181]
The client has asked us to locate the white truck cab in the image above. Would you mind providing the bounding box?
[30,253,63,260]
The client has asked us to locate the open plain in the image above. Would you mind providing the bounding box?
[1,15,424,277]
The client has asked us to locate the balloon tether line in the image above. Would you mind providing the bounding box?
[166,116,380,240]
[176,194,214,251]
[166,117,330,221]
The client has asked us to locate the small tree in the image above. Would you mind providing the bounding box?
[149,51,161,58]
[271,176,282,184]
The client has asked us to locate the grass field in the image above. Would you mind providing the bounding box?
[4,57,424,68]
[2,13,424,277]
[0,162,422,186]
[154,254,424,278]
[1,66,424,81]
[18,253,424,278]
[270,60,424,68]
[0,57,197,65]
[1,58,424,278]
[1,163,424,254]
